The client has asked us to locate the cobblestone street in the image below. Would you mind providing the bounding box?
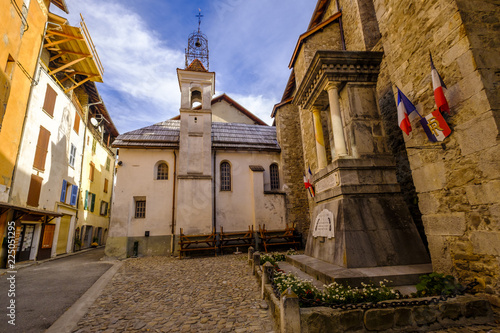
[73,254,276,333]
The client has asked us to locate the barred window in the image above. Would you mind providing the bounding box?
[270,163,280,190]
[220,162,231,191]
[135,200,146,218]
[157,163,168,180]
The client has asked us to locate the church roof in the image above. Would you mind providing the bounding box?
[113,120,280,152]
[212,122,280,152]
[113,120,181,148]
[186,59,208,72]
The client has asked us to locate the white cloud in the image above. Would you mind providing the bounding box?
[57,0,315,133]
[62,0,184,133]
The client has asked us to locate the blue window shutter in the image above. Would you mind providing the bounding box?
[90,193,96,212]
[70,185,78,206]
[60,179,67,202]
[84,190,88,210]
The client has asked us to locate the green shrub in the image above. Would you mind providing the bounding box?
[260,252,286,266]
[414,272,462,297]
[273,272,320,301]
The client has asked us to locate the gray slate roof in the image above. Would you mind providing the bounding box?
[113,120,280,152]
[113,120,180,148]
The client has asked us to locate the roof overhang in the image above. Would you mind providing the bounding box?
[293,50,383,110]
[271,98,293,118]
[44,14,104,94]
[176,68,215,95]
[50,0,69,14]
[0,202,65,223]
[288,11,342,69]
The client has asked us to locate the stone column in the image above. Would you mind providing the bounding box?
[280,288,301,333]
[325,82,347,157]
[311,107,327,169]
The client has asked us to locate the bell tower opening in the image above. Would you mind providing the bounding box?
[191,89,202,109]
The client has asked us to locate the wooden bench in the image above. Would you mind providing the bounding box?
[219,225,254,254]
[178,228,217,259]
[258,223,301,253]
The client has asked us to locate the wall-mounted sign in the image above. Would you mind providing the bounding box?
[312,209,334,239]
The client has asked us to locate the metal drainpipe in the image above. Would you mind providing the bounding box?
[213,150,216,233]
[170,150,177,254]
[8,21,48,203]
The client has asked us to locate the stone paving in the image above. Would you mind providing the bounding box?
[73,254,276,333]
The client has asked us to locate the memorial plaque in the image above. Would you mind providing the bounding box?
[312,209,335,239]
[315,172,339,193]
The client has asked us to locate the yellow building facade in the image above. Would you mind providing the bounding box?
[0,0,67,201]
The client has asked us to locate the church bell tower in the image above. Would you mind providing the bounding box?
[175,11,215,235]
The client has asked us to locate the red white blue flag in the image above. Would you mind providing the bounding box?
[419,110,451,142]
[396,87,418,136]
[303,167,315,197]
[430,53,450,114]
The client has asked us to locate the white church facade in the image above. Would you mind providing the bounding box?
[105,52,287,257]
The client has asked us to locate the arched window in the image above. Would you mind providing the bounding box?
[157,162,168,180]
[270,163,280,190]
[220,161,231,191]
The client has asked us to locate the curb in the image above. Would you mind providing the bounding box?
[45,260,123,333]
[0,246,105,276]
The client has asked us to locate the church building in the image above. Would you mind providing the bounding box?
[105,25,286,258]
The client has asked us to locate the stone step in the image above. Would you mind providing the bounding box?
[285,254,432,290]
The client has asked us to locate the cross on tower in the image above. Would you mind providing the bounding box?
[196,9,203,32]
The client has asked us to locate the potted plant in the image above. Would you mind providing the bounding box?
[74,237,82,251]
[91,237,99,248]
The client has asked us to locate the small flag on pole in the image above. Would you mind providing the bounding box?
[419,110,451,142]
[396,87,418,136]
[430,53,450,114]
[303,167,315,197]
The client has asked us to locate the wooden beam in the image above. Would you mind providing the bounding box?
[50,53,64,62]
[64,76,94,93]
[48,56,89,76]
[60,72,78,84]
[46,30,84,40]
[44,38,75,48]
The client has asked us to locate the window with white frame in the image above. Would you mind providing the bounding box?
[220,161,231,191]
[69,143,76,167]
[270,163,280,190]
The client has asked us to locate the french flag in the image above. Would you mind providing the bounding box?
[396,87,417,136]
[303,167,315,197]
[430,53,450,114]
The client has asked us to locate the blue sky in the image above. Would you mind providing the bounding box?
[55,1,317,133]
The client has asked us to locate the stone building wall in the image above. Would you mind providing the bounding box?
[287,0,499,301]
[275,103,311,238]
[370,0,500,302]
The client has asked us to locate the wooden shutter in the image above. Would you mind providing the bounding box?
[27,174,43,207]
[42,84,57,117]
[104,178,108,193]
[41,224,55,248]
[60,179,67,202]
[73,112,80,134]
[70,185,78,206]
[84,190,88,210]
[33,126,50,171]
